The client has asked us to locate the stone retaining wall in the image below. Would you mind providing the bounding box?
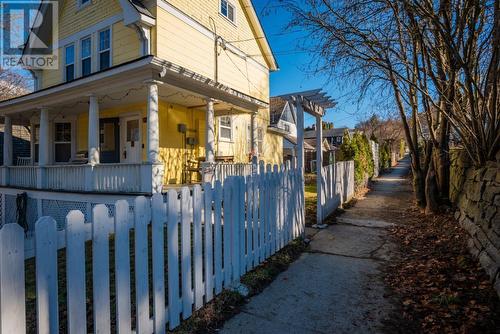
[450,149,500,296]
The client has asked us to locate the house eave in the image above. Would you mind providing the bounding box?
[0,56,268,116]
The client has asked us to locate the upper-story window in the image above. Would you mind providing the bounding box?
[79,0,91,9]
[220,0,236,23]
[81,37,92,77]
[99,29,111,71]
[219,116,232,141]
[65,44,75,82]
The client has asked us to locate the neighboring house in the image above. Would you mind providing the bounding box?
[269,96,298,161]
[304,138,336,173]
[304,127,354,147]
[269,97,297,137]
[0,125,31,165]
[0,0,280,193]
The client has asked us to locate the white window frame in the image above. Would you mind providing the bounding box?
[64,43,75,82]
[218,116,233,142]
[98,27,112,71]
[52,117,77,164]
[80,36,92,77]
[220,0,237,25]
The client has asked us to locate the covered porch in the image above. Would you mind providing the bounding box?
[0,56,265,194]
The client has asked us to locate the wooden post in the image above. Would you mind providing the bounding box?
[146,81,160,164]
[88,95,100,165]
[206,98,215,163]
[3,116,12,166]
[39,108,50,166]
[294,98,306,235]
[314,115,327,228]
[204,98,216,183]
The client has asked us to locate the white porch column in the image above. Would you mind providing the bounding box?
[3,116,13,166]
[146,81,160,163]
[205,98,215,163]
[143,80,164,194]
[203,98,216,183]
[37,108,50,189]
[88,94,100,165]
[39,108,50,166]
[314,115,326,228]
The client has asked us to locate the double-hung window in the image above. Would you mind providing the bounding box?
[99,28,111,71]
[81,37,92,77]
[54,123,72,163]
[65,45,75,82]
[220,0,235,23]
[219,116,232,141]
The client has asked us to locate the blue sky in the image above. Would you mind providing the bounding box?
[252,2,373,128]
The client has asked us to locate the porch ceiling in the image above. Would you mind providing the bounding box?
[0,56,268,124]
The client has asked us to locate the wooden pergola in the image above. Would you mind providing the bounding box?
[279,89,336,227]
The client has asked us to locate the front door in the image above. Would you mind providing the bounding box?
[121,116,142,163]
[100,118,120,163]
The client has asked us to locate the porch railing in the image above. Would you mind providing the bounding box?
[93,163,142,193]
[7,166,37,189]
[0,164,152,193]
[45,165,89,192]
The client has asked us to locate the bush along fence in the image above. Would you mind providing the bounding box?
[318,161,355,221]
[0,162,304,333]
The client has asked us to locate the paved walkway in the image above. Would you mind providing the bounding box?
[221,157,412,334]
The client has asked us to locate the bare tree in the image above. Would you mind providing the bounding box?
[278,0,498,213]
[0,69,29,101]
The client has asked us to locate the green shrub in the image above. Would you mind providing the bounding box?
[399,139,406,159]
[338,130,374,188]
[379,142,391,170]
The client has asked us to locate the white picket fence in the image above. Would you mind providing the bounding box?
[0,163,304,333]
[319,161,355,220]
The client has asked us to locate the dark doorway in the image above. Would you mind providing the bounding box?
[99,118,120,163]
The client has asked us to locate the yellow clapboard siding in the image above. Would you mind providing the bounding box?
[39,2,139,89]
[75,98,281,184]
[161,0,267,66]
[112,22,141,65]
[155,5,269,101]
[59,0,122,40]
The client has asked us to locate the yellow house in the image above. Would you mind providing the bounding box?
[0,0,282,193]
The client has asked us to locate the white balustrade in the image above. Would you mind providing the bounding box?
[45,165,89,192]
[93,164,142,193]
[8,166,37,189]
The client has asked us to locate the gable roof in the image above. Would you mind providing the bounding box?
[241,0,278,71]
[270,97,287,123]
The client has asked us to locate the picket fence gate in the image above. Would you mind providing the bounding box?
[0,162,305,334]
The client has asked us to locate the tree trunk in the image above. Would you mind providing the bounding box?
[412,165,426,208]
[425,151,440,214]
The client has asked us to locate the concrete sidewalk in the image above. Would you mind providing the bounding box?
[221,157,412,334]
